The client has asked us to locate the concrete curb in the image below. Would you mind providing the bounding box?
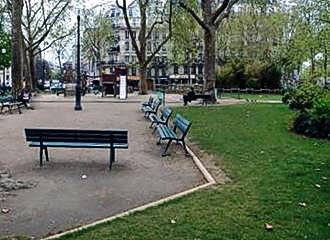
[42,145,216,240]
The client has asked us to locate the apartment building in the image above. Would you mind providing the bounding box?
[86,0,203,88]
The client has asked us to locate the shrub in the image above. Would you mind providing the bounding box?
[285,81,330,139]
[216,60,282,89]
[282,82,324,112]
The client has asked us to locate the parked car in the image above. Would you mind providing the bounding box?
[50,82,65,94]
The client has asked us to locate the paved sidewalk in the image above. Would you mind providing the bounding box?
[0,100,204,238]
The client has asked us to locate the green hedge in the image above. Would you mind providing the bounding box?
[283,82,330,139]
[216,60,282,89]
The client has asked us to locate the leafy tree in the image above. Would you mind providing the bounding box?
[0,27,11,72]
[81,8,113,76]
[178,0,240,96]
[116,0,174,94]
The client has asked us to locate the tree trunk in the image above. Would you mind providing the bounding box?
[28,49,36,88]
[138,2,147,95]
[23,42,33,89]
[204,27,216,92]
[324,47,327,82]
[310,48,315,76]
[139,65,148,94]
[57,50,63,76]
[11,0,24,97]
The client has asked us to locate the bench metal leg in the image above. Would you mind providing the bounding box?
[157,137,161,145]
[152,125,157,134]
[162,139,172,157]
[109,148,115,170]
[44,147,49,161]
[182,141,190,156]
[17,105,22,114]
[39,147,43,166]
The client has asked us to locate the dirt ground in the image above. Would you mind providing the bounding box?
[0,98,205,238]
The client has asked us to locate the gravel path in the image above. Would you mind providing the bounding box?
[0,99,204,238]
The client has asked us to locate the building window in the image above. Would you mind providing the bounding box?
[125,31,129,39]
[132,31,136,39]
[125,56,130,63]
[198,65,203,74]
[132,56,136,63]
[125,41,129,51]
[191,65,196,74]
[111,10,115,17]
[154,31,159,40]
[147,41,152,52]
[174,65,178,74]
[129,9,133,17]
[184,66,189,74]
[132,67,136,76]
[161,68,166,77]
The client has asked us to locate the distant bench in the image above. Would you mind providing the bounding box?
[25,128,128,170]
[0,96,23,114]
[193,94,215,105]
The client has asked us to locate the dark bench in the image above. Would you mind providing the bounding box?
[193,94,214,105]
[156,114,192,156]
[140,96,153,110]
[142,98,161,118]
[149,107,173,132]
[0,96,23,114]
[24,128,128,170]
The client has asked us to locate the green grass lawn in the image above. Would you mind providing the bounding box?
[57,104,329,240]
[220,92,283,101]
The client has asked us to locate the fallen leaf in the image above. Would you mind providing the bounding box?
[170,219,176,224]
[321,176,327,180]
[81,175,87,179]
[299,202,307,207]
[315,168,321,171]
[315,184,321,189]
[1,208,10,214]
[265,223,273,231]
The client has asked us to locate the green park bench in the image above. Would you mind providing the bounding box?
[0,96,23,114]
[149,107,173,132]
[156,114,192,157]
[140,96,154,111]
[142,98,161,118]
[24,128,128,170]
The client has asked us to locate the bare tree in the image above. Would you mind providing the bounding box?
[179,0,240,96]
[22,0,72,88]
[116,0,173,94]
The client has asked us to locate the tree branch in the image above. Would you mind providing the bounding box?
[211,0,229,24]
[117,0,141,57]
[146,0,173,66]
[215,0,240,27]
[178,0,210,31]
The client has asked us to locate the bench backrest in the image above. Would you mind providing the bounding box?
[152,98,161,111]
[0,96,14,103]
[147,96,153,105]
[173,114,192,139]
[25,128,128,145]
[160,107,173,124]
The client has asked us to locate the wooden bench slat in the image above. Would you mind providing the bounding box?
[29,142,128,149]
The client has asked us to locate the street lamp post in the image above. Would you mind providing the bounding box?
[74,1,82,111]
[1,49,6,85]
